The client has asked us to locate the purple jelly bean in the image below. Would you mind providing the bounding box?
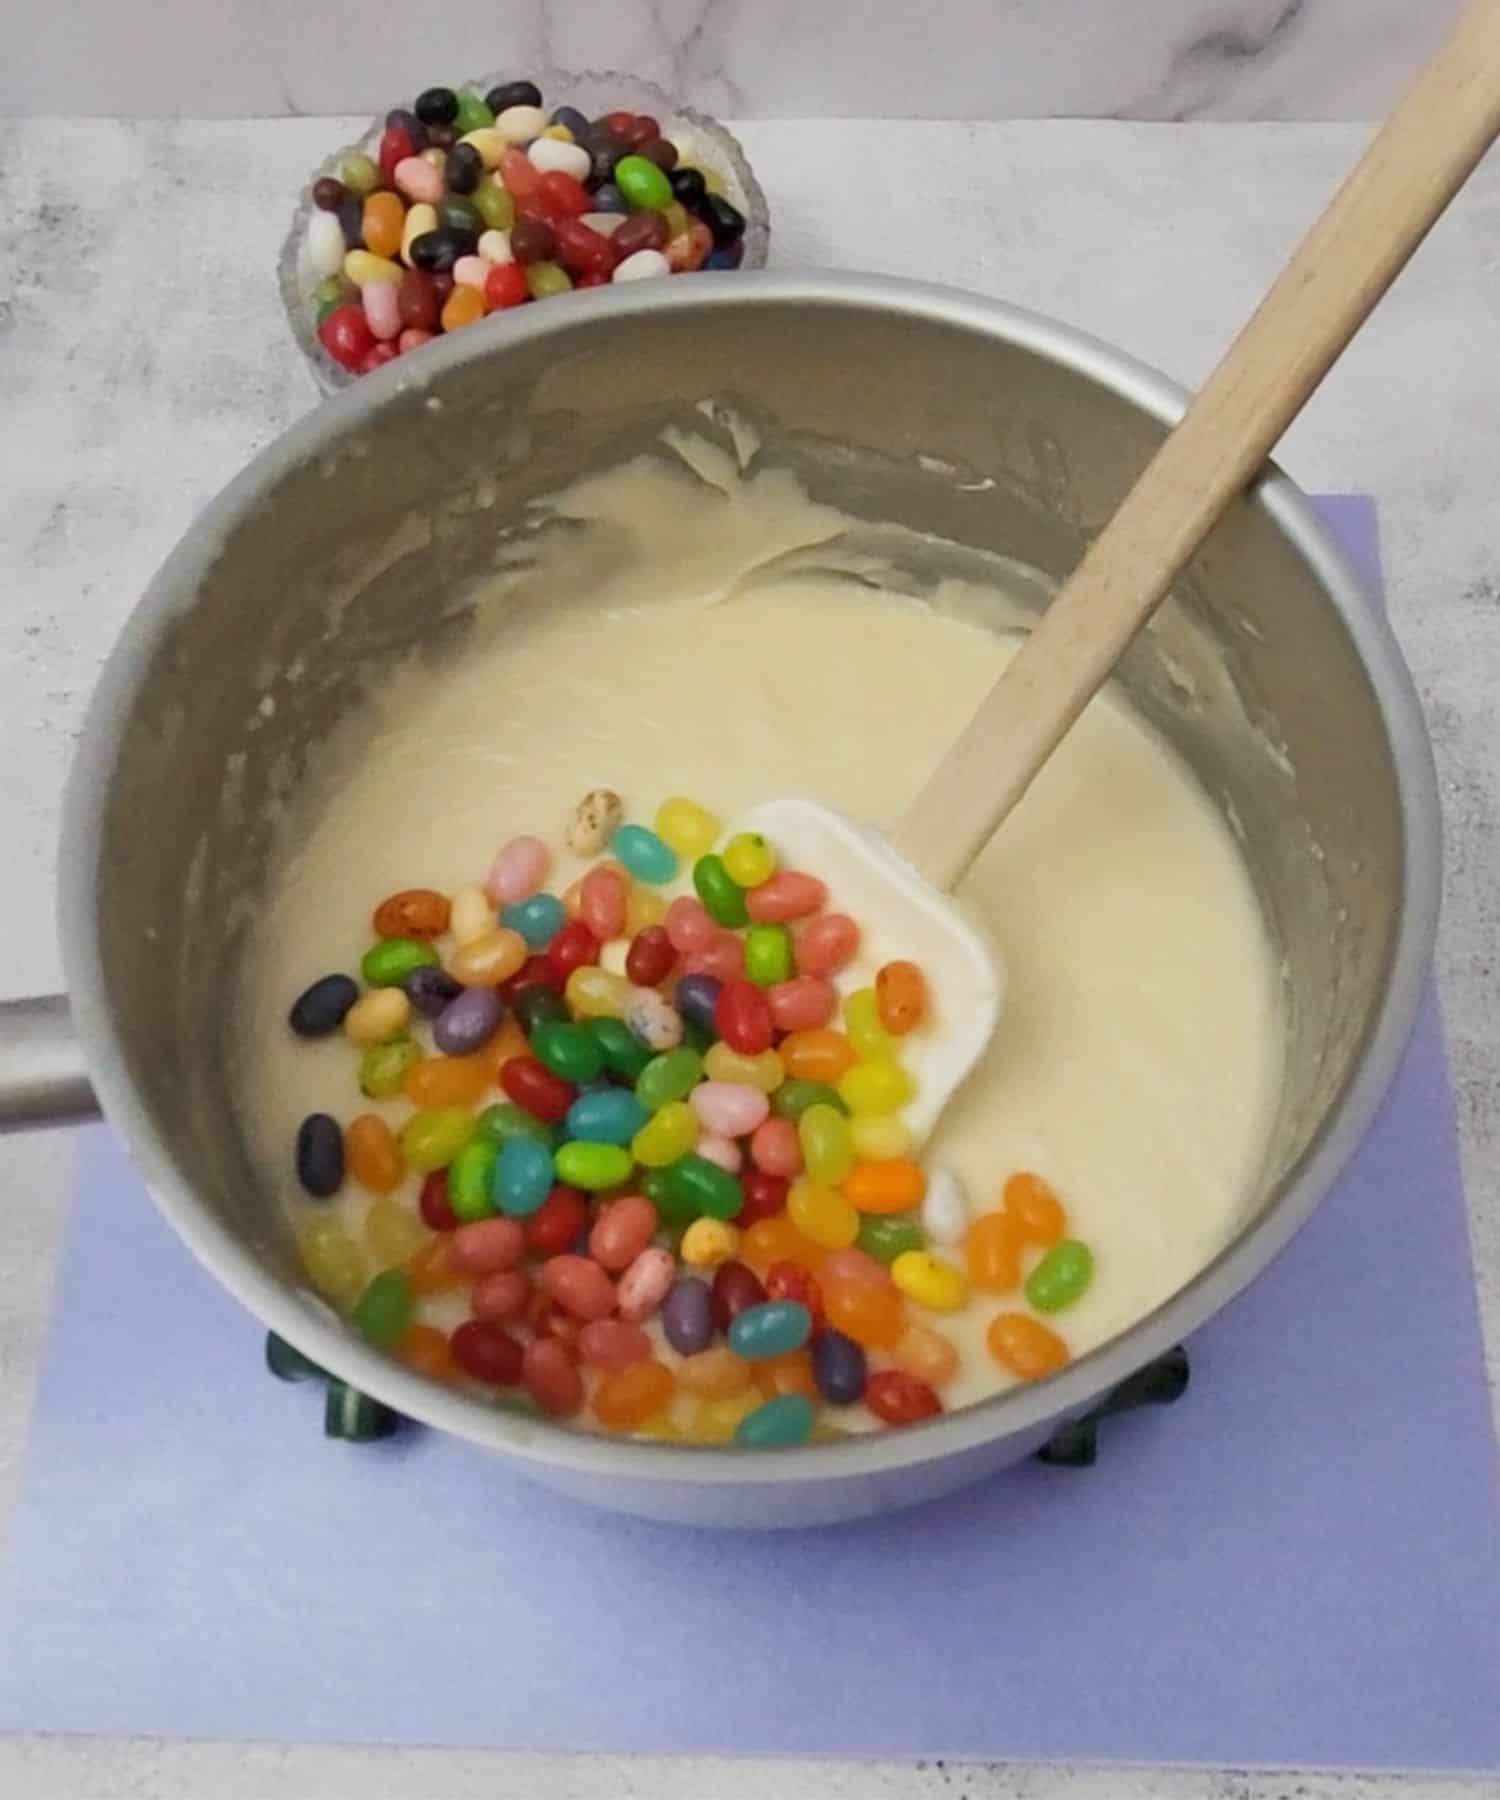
[674,974,721,1037]
[661,1275,714,1356]
[404,964,463,1019]
[811,1327,867,1405]
[433,986,504,1055]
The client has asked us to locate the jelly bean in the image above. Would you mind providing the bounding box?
[797,1104,855,1188]
[891,1249,968,1313]
[696,1133,741,1173]
[664,896,717,954]
[811,1327,867,1405]
[524,1183,589,1257]
[472,177,517,232]
[684,932,746,984]
[297,1216,365,1306]
[844,1158,926,1213]
[400,1105,474,1172]
[866,1369,942,1427]
[503,955,564,1003]
[499,893,563,949]
[676,1343,753,1399]
[357,343,398,375]
[614,154,674,210]
[398,327,435,356]
[586,1194,657,1272]
[509,217,553,263]
[763,1259,825,1327]
[610,210,669,258]
[690,1080,769,1139]
[307,208,346,278]
[738,1168,791,1227]
[523,1336,584,1417]
[399,205,439,270]
[763,981,834,1039]
[823,1277,905,1349]
[770,1079,846,1122]
[661,1276,714,1354]
[704,1044,784,1093]
[448,1215,526,1275]
[486,835,548,905]
[566,1088,647,1147]
[617,1244,676,1321]
[744,871,825,924]
[565,965,635,1020]
[856,1212,925,1264]
[452,90,495,134]
[987,1313,1071,1381]
[687,1390,764,1443]
[539,1255,617,1322]
[594,1359,674,1432]
[449,927,528,987]
[578,1318,653,1370]
[776,1027,852,1086]
[604,825,673,887]
[338,151,380,196]
[486,78,542,112]
[635,1046,703,1113]
[623,883,668,937]
[965,1210,1026,1292]
[445,141,483,194]
[361,1195,426,1269]
[788,1178,859,1249]
[295,1113,343,1198]
[345,1114,403,1193]
[361,937,437,989]
[525,261,573,299]
[849,1113,913,1162]
[427,988,499,1058]
[651,796,716,858]
[448,1138,499,1221]
[527,1021,602,1086]
[494,103,547,144]
[451,1319,523,1385]
[447,884,492,945]
[545,918,599,985]
[416,85,460,126]
[736,1392,816,1447]
[1024,1239,1095,1312]
[666,1153,743,1222]
[710,1260,767,1331]
[681,1216,742,1270]
[921,1167,968,1247]
[669,165,707,206]
[625,925,675,987]
[739,923,790,989]
[838,1060,915,1116]
[577,865,626,941]
[419,1168,459,1231]
[442,283,486,331]
[371,887,448,939]
[588,1016,654,1081]
[794,913,859,977]
[673,974,721,1039]
[530,138,593,187]
[392,154,444,204]
[692,854,748,927]
[471,1268,529,1324]
[632,1099,699,1168]
[378,126,416,184]
[749,1116,802,1177]
[1003,1171,1068,1245]
[351,1268,414,1348]
[843,989,892,1063]
[318,301,375,370]
[494,1135,553,1217]
[715,979,772,1055]
[717,833,772,891]
[893,1323,960,1389]
[728,1300,812,1362]
[501,1055,575,1124]
[477,1101,555,1148]
[556,1141,634,1195]
[401,1050,488,1110]
[289,972,358,1038]
[873,959,927,1036]
[344,248,405,289]
[396,1322,457,1383]
[563,788,622,856]
[740,1215,818,1274]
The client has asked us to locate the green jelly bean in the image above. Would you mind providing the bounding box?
[449,1138,499,1221]
[472,178,515,231]
[475,1102,557,1149]
[662,1152,743,1221]
[265,1331,325,1383]
[312,273,354,310]
[744,923,793,988]
[352,1269,413,1347]
[358,1035,420,1098]
[554,1140,633,1192]
[361,936,439,987]
[453,90,494,133]
[636,1046,704,1114]
[639,1165,694,1226]
[525,260,572,300]
[1024,1239,1095,1313]
[693,854,749,927]
[515,985,569,1035]
[857,1212,927,1265]
[324,1380,399,1441]
[340,152,380,195]
[588,1015,653,1081]
[615,153,674,211]
[531,1019,605,1085]
[770,1079,848,1121]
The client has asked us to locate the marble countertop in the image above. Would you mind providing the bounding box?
[2,116,1497,1800]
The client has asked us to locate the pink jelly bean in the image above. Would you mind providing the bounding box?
[697,1132,742,1173]
[746,871,828,923]
[794,913,860,977]
[361,280,401,341]
[577,1318,654,1369]
[539,1254,617,1321]
[588,1194,658,1272]
[665,895,717,953]
[452,255,490,290]
[448,1216,526,1274]
[580,865,628,941]
[523,1336,584,1417]
[767,975,838,1033]
[486,834,549,905]
[397,327,435,355]
[616,1245,676,1322]
[393,154,445,203]
[470,1267,531,1322]
[750,1116,803,1178]
[682,930,745,982]
[690,1080,770,1138]
[821,1247,894,1290]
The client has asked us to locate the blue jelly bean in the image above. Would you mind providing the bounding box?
[502,892,566,947]
[811,1327,867,1405]
[675,973,721,1037]
[727,1299,812,1361]
[592,181,627,214]
[565,1087,649,1146]
[661,1276,714,1355]
[611,823,679,884]
[736,1393,816,1448]
[704,243,744,272]
[493,1133,553,1216]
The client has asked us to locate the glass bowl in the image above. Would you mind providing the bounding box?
[278,68,770,396]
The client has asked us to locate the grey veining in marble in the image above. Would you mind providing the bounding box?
[0,0,1468,120]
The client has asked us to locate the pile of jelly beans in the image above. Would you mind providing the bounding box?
[304,78,751,376]
[288,789,1096,1447]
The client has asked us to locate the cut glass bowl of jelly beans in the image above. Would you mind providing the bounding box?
[287,790,1096,1448]
[278,69,770,394]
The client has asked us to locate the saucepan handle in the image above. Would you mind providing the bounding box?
[0,995,100,1130]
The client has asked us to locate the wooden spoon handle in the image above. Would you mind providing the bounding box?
[893,0,1500,894]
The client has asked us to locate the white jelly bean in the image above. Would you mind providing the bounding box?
[495,105,548,145]
[393,155,444,205]
[450,883,494,945]
[306,210,345,279]
[613,249,671,283]
[528,137,592,181]
[453,255,489,291]
[362,281,401,341]
[922,1166,969,1247]
[478,228,514,264]
[581,212,625,238]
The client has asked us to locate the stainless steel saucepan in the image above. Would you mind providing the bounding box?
[0,275,1439,1527]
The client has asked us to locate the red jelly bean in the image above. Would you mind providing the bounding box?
[739,1168,790,1226]
[418,1169,459,1231]
[397,327,434,355]
[450,1320,523,1385]
[500,1055,575,1123]
[546,918,599,984]
[575,270,610,288]
[767,976,838,1034]
[538,172,593,220]
[553,218,615,277]
[358,342,398,375]
[523,1336,584,1417]
[499,954,565,1005]
[539,1254,617,1321]
[746,871,828,923]
[604,111,636,137]
[794,913,860,977]
[397,267,439,330]
[715,978,773,1054]
[764,1260,825,1327]
[379,125,416,182]
[625,925,675,987]
[484,261,530,310]
[624,114,661,146]
[317,302,374,371]
[710,1259,766,1332]
[524,1184,589,1257]
[524,1289,582,1348]
[865,1369,943,1425]
[611,210,669,258]
[470,1267,531,1322]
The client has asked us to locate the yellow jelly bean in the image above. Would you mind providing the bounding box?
[344,986,411,1045]
[891,1248,969,1313]
[343,248,404,287]
[632,1100,700,1168]
[654,795,721,858]
[838,1059,915,1116]
[798,1102,854,1187]
[459,126,508,168]
[692,1390,762,1443]
[850,1114,914,1161]
[399,1106,475,1172]
[448,927,527,986]
[447,882,494,945]
[565,965,635,1020]
[400,201,438,266]
[625,884,666,935]
[722,830,777,889]
[844,987,895,1061]
[365,1196,430,1268]
[681,1216,743,1269]
[675,1344,755,1397]
[703,1043,785,1092]
[297,1216,366,1307]
[787,1179,860,1250]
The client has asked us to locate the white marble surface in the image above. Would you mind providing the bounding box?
[0,1,1468,120]
[2,114,1499,1798]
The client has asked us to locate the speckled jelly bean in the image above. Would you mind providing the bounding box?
[692,854,748,927]
[837,1059,915,1116]
[567,788,625,855]
[296,1113,344,1197]
[689,1080,769,1138]
[788,1178,859,1250]
[856,1211,926,1265]
[662,1275,714,1353]
[794,913,859,977]
[487,835,549,905]
[432,986,502,1056]
[289,972,359,1037]
[635,1046,703,1113]
[501,892,566,947]
[362,936,439,987]
[623,988,683,1052]
[632,1100,699,1168]
[448,1138,499,1221]
[611,823,679,884]
[654,796,720,858]
[617,1245,676,1322]
[555,1140,633,1191]
[566,1087,648,1146]
[494,1134,553,1216]
[728,1299,812,1361]
[664,1153,743,1222]
[735,1392,816,1448]
[539,1254,617,1321]
[400,1105,474,1172]
[352,1269,413,1347]
[811,1327,867,1405]
[770,1078,846,1122]
[1024,1239,1095,1312]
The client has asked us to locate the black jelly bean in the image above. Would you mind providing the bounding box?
[514,985,569,1035]
[428,123,457,150]
[445,142,482,195]
[404,964,463,1018]
[639,138,678,172]
[675,973,722,1036]
[811,1328,867,1405]
[385,106,428,148]
[669,167,707,209]
[486,78,543,112]
[410,227,476,271]
[265,1331,326,1383]
[551,104,590,136]
[296,1113,344,1199]
[704,242,744,271]
[324,1380,400,1441]
[312,175,345,211]
[437,194,484,236]
[288,972,358,1037]
[702,194,746,246]
[415,85,460,126]
[336,191,366,251]
[584,134,622,183]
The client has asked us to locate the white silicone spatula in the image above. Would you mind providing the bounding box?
[745,0,1500,1142]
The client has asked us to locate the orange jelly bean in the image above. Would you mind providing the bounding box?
[675,1344,754,1397]
[751,1349,819,1403]
[892,1323,960,1387]
[593,1359,675,1431]
[843,1159,927,1214]
[741,1213,825,1272]
[778,1028,857,1084]
[823,1276,906,1349]
[361,190,406,260]
[987,1312,1071,1380]
[404,1236,464,1294]
[345,1113,404,1193]
[474,1014,530,1078]
[965,1211,1026,1293]
[396,1322,457,1382]
[401,1053,492,1108]
[441,283,486,331]
[1003,1172,1068,1246]
[372,887,451,938]
[875,959,927,1034]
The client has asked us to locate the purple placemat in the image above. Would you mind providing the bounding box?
[3,500,1498,1770]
